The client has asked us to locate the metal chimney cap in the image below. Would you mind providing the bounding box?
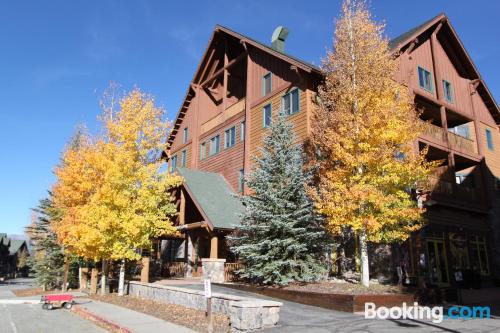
[271,26,289,43]
[271,26,289,53]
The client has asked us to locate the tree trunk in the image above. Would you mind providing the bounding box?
[100,260,107,295]
[118,259,125,296]
[62,260,69,292]
[360,227,370,287]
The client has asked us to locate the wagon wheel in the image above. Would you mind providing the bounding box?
[46,303,53,310]
[42,303,48,310]
[63,302,73,309]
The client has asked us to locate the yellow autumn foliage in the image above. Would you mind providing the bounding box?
[310,0,438,243]
[53,88,182,261]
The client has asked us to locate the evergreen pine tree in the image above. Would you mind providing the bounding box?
[26,195,65,290]
[230,112,327,286]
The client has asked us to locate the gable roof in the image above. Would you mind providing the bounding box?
[166,25,322,150]
[177,167,244,230]
[8,239,26,255]
[389,13,500,124]
[0,233,10,247]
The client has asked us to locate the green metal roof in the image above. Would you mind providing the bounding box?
[177,168,244,230]
[388,14,443,51]
[9,239,26,255]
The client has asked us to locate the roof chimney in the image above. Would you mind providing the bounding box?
[271,26,289,53]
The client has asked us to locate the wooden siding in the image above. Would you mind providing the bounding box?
[249,48,305,105]
[433,39,473,117]
[170,143,192,169]
[249,86,309,169]
[480,122,500,178]
[198,114,245,191]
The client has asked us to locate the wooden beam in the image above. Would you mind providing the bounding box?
[179,189,186,225]
[176,221,207,231]
[200,53,245,87]
[197,47,217,84]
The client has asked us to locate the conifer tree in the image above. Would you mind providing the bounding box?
[230,113,327,286]
[310,0,437,286]
[26,195,65,290]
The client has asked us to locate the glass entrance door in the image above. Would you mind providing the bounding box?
[426,239,449,287]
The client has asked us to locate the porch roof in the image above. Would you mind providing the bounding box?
[177,168,244,230]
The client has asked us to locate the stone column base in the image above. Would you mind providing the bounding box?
[201,258,226,283]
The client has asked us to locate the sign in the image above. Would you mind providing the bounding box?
[204,278,212,298]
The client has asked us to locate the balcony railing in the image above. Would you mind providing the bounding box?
[420,121,477,156]
[447,132,476,156]
[422,122,447,142]
[427,176,480,203]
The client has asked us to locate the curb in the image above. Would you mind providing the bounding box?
[72,305,134,333]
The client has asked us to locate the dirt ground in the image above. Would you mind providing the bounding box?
[92,294,231,333]
[281,280,409,295]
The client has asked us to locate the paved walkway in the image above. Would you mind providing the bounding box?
[76,298,196,333]
[166,282,500,333]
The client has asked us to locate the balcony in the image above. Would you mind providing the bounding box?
[420,121,477,157]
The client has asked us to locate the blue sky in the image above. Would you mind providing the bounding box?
[0,0,499,235]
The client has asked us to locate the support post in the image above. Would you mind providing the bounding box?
[90,268,98,295]
[210,236,218,259]
[140,257,150,283]
[80,267,88,290]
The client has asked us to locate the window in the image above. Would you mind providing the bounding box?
[442,80,454,103]
[282,88,299,115]
[181,150,187,167]
[209,135,220,156]
[200,142,206,160]
[183,127,189,143]
[225,126,236,149]
[486,129,494,151]
[262,72,272,96]
[240,121,245,141]
[170,155,177,172]
[418,67,433,92]
[263,104,272,127]
[238,169,245,193]
[469,236,490,276]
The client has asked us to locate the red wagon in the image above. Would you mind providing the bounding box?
[41,294,74,310]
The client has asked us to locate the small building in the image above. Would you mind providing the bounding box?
[0,234,29,278]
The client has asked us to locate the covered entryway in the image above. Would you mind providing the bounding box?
[160,168,243,281]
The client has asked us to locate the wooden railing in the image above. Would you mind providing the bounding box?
[224,262,244,282]
[421,121,477,156]
[447,132,476,156]
[422,122,447,142]
[163,262,185,278]
[427,176,479,202]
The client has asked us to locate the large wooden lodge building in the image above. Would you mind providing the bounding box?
[161,14,500,288]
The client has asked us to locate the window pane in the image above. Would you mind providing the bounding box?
[181,150,186,167]
[486,129,494,150]
[240,122,245,141]
[418,68,425,88]
[283,94,290,114]
[291,89,299,114]
[263,73,271,96]
[263,104,271,127]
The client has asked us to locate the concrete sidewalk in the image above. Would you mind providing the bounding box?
[75,298,196,333]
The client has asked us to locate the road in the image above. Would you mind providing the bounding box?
[0,279,106,333]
